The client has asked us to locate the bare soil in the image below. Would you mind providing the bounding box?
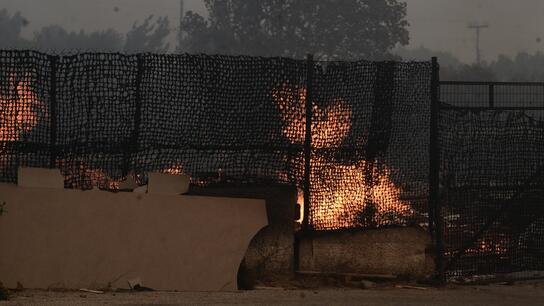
[2,281,544,306]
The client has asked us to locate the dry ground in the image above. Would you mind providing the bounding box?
[2,282,544,306]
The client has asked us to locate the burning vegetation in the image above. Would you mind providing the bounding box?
[0,73,43,142]
[0,73,46,175]
[1,71,413,229]
[272,84,413,229]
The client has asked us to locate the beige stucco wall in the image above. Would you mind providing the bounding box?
[189,185,297,286]
[0,184,267,291]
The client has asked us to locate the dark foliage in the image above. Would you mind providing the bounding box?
[180,0,409,60]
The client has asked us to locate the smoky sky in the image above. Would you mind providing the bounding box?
[1,0,544,63]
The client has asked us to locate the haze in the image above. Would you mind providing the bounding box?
[1,0,544,63]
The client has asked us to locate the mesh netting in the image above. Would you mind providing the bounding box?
[440,82,544,280]
[5,51,543,279]
[307,61,432,230]
[0,50,432,231]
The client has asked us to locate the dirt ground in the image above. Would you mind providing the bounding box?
[2,282,544,306]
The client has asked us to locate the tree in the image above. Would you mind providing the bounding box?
[33,25,123,51]
[395,45,499,81]
[31,15,171,53]
[440,64,497,82]
[396,47,544,82]
[0,9,31,49]
[179,0,409,60]
[489,52,544,82]
[125,15,171,53]
[394,45,462,68]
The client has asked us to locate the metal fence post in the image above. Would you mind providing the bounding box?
[303,54,314,232]
[489,83,495,108]
[133,54,143,153]
[429,57,444,283]
[123,54,143,177]
[49,55,59,169]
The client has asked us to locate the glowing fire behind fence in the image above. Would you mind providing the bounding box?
[2,74,413,229]
[273,84,413,229]
[0,73,45,172]
[0,74,42,142]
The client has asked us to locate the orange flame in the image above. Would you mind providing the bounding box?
[0,73,43,142]
[272,86,352,148]
[273,84,413,228]
[58,160,122,190]
[85,167,121,190]
[164,163,186,175]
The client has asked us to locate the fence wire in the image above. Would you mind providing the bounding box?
[5,51,543,280]
[0,50,431,231]
[440,82,544,281]
[308,61,431,230]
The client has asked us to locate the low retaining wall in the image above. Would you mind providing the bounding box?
[298,227,435,279]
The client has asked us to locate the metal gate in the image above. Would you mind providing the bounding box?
[435,80,544,282]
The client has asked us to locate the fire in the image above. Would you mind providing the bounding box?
[273,84,413,229]
[272,86,351,148]
[464,237,508,256]
[58,160,122,190]
[317,161,413,227]
[164,163,186,175]
[0,73,45,174]
[0,73,42,142]
[85,167,121,190]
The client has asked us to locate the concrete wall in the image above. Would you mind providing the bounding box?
[299,227,435,279]
[0,184,267,291]
[189,185,297,285]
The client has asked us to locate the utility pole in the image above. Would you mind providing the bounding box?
[468,23,489,65]
[178,0,184,52]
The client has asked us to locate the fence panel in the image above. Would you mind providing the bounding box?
[439,82,544,281]
[0,50,52,182]
[0,50,432,232]
[308,61,432,230]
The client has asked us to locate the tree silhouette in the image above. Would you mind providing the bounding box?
[33,25,123,51]
[394,45,462,67]
[125,15,171,53]
[0,9,31,49]
[490,52,544,82]
[0,9,172,53]
[179,0,409,60]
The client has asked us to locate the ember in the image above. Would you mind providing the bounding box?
[164,163,186,175]
[60,161,122,190]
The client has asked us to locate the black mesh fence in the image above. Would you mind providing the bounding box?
[308,61,432,230]
[4,50,544,281]
[0,51,307,190]
[0,50,432,232]
[439,82,544,281]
